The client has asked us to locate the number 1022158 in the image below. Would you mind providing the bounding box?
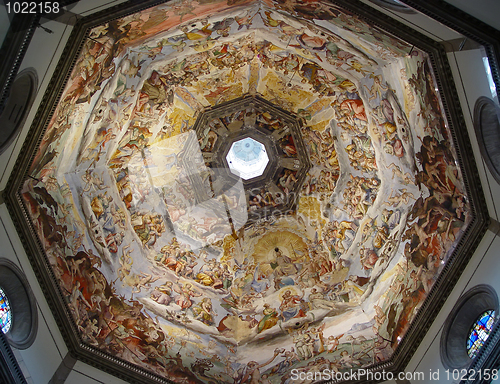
[5,2,60,14]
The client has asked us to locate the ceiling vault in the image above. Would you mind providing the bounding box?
[4,0,490,383]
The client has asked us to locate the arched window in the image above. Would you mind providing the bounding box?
[0,288,13,334]
[467,310,496,359]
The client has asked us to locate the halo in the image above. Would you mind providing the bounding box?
[278,286,300,300]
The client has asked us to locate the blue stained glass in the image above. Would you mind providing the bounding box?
[0,287,12,334]
[467,310,495,358]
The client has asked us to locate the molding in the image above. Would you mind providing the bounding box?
[0,14,39,114]
[367,0,417,14]
[328,0,491,378]
[395,379,411,384]
[0,331,27,384]
[442,38,483,53]
[0,258,38,350]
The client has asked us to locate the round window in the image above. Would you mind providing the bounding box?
[474,97,500,185]
[0,68,38,155]
[441,285,498,369]
[0,259,38,349]
[0,287,13,333]
[467,310,495,359]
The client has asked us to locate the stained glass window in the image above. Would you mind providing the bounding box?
[0,287,12,334]
[467,310,495,359]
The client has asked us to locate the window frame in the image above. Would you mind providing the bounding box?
[0,259,38,350]
[441,285,499,370]
[473,97,500,185]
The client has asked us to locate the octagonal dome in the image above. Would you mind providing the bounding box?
[227,137,269,180]
[192,95,312,225]
[6,0,487,383]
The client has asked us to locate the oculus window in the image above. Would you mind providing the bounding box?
[0,260,37,349]
[0,288,12,334]
[474,97,500,185]
[467,310,496,359]
[0,68,37,155]
[441,285,498,369]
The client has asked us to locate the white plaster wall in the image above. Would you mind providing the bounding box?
[0,17,72,191]
[65,361,128,384]
[359,0,463,42]
[395,8,500,379]
[445,0,500,30]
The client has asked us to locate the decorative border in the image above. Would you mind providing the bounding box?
[191,95,312,225]
[2,0,491,382]
[368,0,417,14]
[0,258,38,350]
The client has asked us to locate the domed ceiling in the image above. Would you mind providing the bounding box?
[7,0,487,383]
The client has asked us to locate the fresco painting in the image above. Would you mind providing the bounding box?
[21,0,471,383]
